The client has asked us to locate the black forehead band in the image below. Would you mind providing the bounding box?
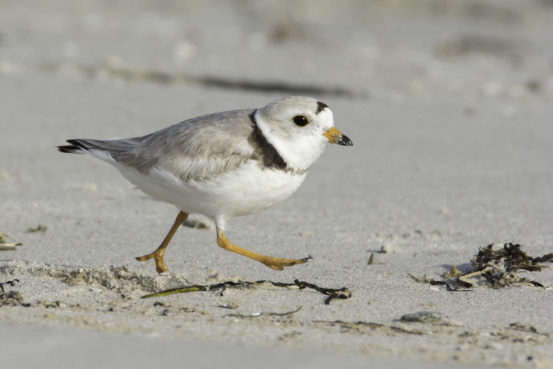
[316,101,328,114]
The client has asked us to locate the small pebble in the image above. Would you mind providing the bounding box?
[380,241,394,254]
[400,311,442,324]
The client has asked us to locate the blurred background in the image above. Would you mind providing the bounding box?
[2,0,552,101]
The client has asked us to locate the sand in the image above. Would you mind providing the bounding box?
[1,1,553,368]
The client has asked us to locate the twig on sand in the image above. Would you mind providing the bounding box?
[0,232,22,250]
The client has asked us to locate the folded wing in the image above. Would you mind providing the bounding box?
[59,109,257,183]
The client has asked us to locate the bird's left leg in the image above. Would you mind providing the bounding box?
[136,210,188,273]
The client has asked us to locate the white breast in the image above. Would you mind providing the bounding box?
[116,160,307,220]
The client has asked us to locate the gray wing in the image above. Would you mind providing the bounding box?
[64,109,257,182]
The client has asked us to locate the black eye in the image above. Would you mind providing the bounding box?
[292,115,309,126]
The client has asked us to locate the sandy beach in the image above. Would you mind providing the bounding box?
[1,1,553,368]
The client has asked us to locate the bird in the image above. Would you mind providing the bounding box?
[58,96,353,273]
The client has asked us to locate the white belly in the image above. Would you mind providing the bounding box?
[117,160,307,219]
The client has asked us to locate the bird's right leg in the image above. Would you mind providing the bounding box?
[216,227,310,270]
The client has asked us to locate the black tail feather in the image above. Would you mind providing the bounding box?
[57,139,88,154]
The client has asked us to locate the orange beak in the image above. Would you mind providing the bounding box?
[323,127,353,146]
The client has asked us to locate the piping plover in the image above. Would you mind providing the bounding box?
[58,96,352,273]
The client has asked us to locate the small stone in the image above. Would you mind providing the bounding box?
[400,311,442,324]
[380,241,394,254]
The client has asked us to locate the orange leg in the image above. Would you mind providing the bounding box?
[216,228,310,271]
[136,211,188,273]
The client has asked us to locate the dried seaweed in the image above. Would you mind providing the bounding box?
[531,253,553,264]
[142,279,351,305]
[408,273,446,286]
[0,279,19,292]
[410,243,552,290]
[408,273,467,291]
[26,224,48,233]
[466,243,550,288]
[0,291,30,307]
[0,279,29,307]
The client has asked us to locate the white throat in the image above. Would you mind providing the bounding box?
[254,110,329,172]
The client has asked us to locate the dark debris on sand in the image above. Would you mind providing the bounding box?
[410,243,553,290]
[142,279,351,305]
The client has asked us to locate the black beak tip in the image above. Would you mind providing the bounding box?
[338,134,353,147]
